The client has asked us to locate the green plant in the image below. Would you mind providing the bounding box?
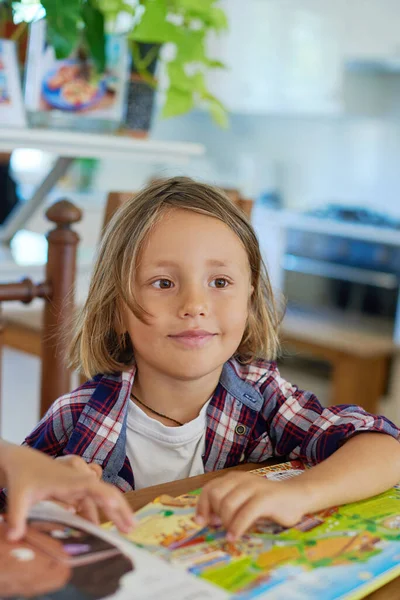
[4,0,229,126]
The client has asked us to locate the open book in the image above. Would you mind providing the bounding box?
[0,502,225,599]
[2,461,400,599]
[113,461,400,600]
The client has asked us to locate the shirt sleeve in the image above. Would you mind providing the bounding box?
[248,365,400,465]
[23,392,78,455]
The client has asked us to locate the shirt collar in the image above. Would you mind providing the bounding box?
[220,359,264,411]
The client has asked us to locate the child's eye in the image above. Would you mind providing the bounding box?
[152,279,174,289]
[210,278,230,289]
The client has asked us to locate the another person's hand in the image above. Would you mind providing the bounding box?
[196,471,311,540]
[54,455,108,525]
[0,442,134,541]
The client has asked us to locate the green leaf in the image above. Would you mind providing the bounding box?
[82,0,106,73]
[208,6,228,31]
[167,62,205,94]
[162,86,194,117]
[208,100,229,127]
[41,0,81,58]
[205,93,229,128]
[174,28,205,62]
[170,0,216,11]
[129,0,177,43]
[205,58,225,69]
[94,0,136,22]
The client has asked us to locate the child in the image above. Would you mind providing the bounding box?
[15,177,400,540]
[0,439,133,540]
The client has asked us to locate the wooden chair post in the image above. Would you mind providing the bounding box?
[0,306,3,433]
[102,192,134,235]
[40,200,82,416]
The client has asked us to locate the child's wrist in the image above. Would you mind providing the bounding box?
[282,475,321,515]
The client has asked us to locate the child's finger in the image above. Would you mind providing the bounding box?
[210,514,222,527]
[195,486,212,525]
[196,476,237,524]
[88,463,102,480]
[6,486,31,541]
[90,485,135,533]
[103,503,136,534]
[78,497,100,525]
[216,486,255,530]
[226,495,264,541]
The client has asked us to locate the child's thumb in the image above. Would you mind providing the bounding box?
[6,488,29,541]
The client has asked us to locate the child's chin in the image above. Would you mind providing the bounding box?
[172,355,226,381]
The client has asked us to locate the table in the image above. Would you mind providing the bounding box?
[124,463,400,600]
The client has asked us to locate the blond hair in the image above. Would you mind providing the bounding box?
[70,177,282,378]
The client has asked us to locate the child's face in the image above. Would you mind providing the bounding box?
[123,209,253,382]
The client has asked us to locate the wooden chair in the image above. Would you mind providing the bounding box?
[102,191,135,233]
[221,188,253,219]
[103,187,254,231]
[0,200,82,418]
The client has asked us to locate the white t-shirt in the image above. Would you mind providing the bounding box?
[125,398,210,490]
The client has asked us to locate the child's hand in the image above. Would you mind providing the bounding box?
[54,455,106,524]
[0,443,134,541]
[56,455,103,480]
[195,472,310,541]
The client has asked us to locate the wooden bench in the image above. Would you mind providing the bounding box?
[281,309,395,414]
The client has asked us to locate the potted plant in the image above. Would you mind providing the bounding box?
[0,0,29,64]
[103,0,229,130]
[2,0,229,133]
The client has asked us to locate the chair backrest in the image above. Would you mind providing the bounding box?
[102,192,136,235]
[0,200,82,418]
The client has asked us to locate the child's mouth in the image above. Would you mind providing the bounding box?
[168,330,217,348]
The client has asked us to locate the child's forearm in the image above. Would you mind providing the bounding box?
[287,432,400,513]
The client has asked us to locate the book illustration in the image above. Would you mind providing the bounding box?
[113,461,400,599]
[123,493,205,550]
[0,516,134,599]
[1,503,228,600]
[42,60,108,112]
[0,40,27,127]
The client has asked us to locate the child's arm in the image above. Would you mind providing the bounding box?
[0,439,134,541]
[196,432,400,540]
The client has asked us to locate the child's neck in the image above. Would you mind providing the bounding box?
[131,362,223,425]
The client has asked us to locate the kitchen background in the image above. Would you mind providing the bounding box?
[2,0,400,441]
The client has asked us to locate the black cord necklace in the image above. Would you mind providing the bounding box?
[130,391,184,427]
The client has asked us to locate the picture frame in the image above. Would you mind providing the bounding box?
[24,19,129,132]
[0,39,27,128]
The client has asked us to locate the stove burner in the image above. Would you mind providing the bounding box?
[307,204,400,229]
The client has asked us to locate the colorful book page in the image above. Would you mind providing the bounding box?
[117,461,400,599]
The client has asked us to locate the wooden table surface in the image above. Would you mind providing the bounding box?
[125,462,400,600]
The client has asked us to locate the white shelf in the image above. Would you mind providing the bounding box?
[0,127,205,164]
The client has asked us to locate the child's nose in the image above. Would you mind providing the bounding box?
[178,286,209,318]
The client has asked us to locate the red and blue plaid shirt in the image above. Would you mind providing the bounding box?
[18,358,400,492]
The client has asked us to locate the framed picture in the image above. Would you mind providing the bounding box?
[25,19,129,131]
[0,39,27,128]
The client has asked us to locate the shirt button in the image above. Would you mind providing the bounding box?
[235,424,246,436]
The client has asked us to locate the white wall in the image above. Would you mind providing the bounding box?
[149,110,400,218]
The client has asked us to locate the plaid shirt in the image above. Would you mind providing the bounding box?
[18,358,400,492]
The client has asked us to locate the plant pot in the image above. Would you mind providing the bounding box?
[122,42,160,138]
[1,21,28,64]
